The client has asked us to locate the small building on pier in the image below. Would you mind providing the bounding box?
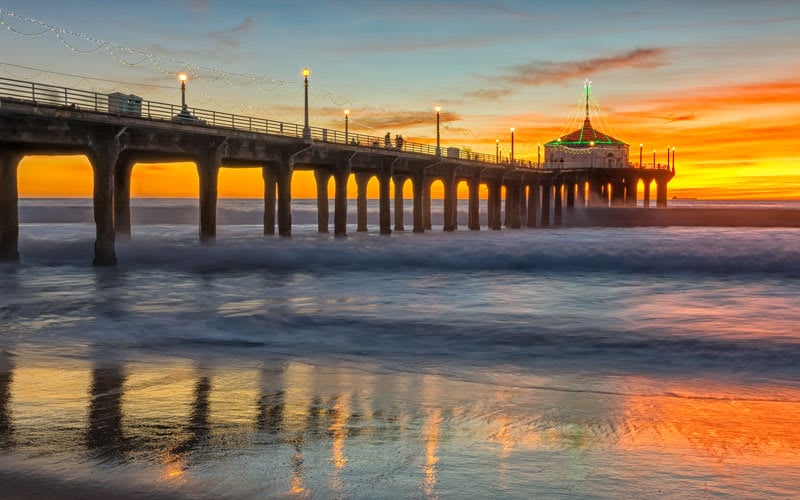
[544,81,629,169]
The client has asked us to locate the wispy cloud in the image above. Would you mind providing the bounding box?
[463,88,515,101]
[186,0,209,12]
[497,48,669,86]
[210,16,256,48]
[351,110,461,130]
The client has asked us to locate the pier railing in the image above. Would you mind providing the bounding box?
[0,76,670,172]
[0,76,516,166]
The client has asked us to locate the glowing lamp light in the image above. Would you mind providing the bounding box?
[302,67,310,78]
[178,73,187,82]
[344,109,350,116]
[590,140,595,146]
[435,106,441,112]
[510,127,515,132]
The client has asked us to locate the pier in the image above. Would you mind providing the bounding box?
[0,76,674,265]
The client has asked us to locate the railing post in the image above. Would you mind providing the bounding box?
[31,82,35,102]
[94,93,98,112]
[64,88,68,106]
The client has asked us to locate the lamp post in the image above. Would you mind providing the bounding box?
[536,143,541,167]
[179,73,187,110]
[495,139,499,163]
[302,67,311,140]
[344,109,350,144]
[653,149,656,169]
[672,147,676,170]
[510,127,515,164]
[435,106,441,156]
[666,145,670,170]
[639,144,643,168]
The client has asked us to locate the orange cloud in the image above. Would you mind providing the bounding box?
[498,48,668,86]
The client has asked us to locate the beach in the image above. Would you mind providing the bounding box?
[1,198,799,497]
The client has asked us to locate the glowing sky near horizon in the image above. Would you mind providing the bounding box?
[2,0,799,199]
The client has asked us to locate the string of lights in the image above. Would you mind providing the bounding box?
[0,8,371,110]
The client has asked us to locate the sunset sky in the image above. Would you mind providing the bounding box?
[2,0,799,199]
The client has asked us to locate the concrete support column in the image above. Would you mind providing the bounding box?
[90,146,120,266]
[442,170,456,232]
[262,166,276,235]
[356,173,370,232]
[503,184,512,228]
[491,182,503,230]
[519,184,527,227]
[423,179,432,230]
[379,168,392,235]
[451,182,459,230]
[412,174,424,233]
[487,182,496,230]
[526,184,539,228]
[566,182,576,214]
[611,182,625,207]
[113,156,134,239]
[589,181,604,208]
[625,178,638,207]
[554,184,563,226]
[314,169,331,233]
[576,181,586,208]
[334,166,349,237]
[468,177,480,230]
[0,151,22,262]
[197,157,220,243]
[541,184,551,227]
[393,175,405,231]
[656,180,668,208]
[508,183,521,229]
[277,162,293,237]
[643,180,651,208]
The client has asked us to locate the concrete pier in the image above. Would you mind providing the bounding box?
[393,175,405,232]
[0,151,21,261]
[262,166,276,235]
[314,169,331,233]
[197,157,219,243]
[0,84,675,265]
[334,167,349,236]
[379,168,392,235]
[468,177,480,230]
[527,184,539,228]
[89,144,119,266]
[277,163,292,237]
[113,156,134,239]
[554,183,563,226]
[355,173,369,232]
[541,183,552,227]
[443,170,456,232]
[412,174,424,233]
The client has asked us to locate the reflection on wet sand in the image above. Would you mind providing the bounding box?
[1,354,799,496]
[0,352,12,449]
[86,364,126,458]
[422,408,442,497]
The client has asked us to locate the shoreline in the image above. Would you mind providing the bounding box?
[568,208,800,227]
[15,205,800,228]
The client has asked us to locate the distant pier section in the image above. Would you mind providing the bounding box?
[0,76,674,265]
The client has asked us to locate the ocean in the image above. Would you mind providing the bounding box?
[1,198,800,498]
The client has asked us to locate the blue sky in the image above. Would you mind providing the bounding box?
[2,1,800,197]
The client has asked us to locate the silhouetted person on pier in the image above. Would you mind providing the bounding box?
[396,135,404,150]
[385,132,391,148]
